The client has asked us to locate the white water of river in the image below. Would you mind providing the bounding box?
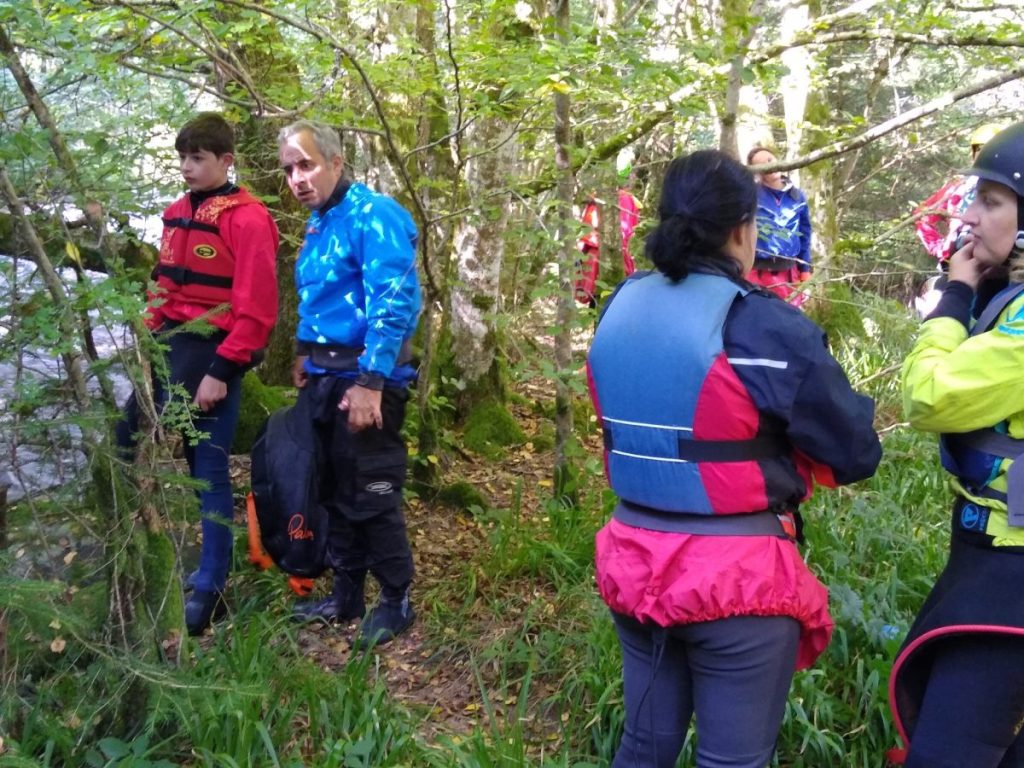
[1,255,135,501]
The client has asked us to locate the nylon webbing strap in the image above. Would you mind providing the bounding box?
[676,433,788,462]
[955,429,1024,528]
[161,217,220,235]
[615,501,793,538]
[971,282,1024,336]
[156,264,233,289]
[957,429,1024,459]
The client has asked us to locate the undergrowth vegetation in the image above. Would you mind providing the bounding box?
[2,290,954,767]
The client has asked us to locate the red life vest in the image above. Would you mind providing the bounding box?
[575,200,602,305]
[153,188,262,309]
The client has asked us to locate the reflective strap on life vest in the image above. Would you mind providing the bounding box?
[161,216,220,235]
[156,263,234,289]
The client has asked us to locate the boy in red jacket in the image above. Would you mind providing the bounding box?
[116,113,279,635]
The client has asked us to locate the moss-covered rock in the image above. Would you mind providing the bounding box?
[435,480,489,513]
[461,402,526,459]
[231,371,291,455]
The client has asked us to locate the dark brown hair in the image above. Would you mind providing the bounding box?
[175,113,235,156]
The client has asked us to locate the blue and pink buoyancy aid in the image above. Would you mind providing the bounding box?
[587,271,880,517]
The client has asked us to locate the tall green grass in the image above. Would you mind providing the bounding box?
[2,290,955,766]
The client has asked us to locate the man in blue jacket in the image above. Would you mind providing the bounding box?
[278,120,421,649]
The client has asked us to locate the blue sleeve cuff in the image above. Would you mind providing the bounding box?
[925,280,973,328]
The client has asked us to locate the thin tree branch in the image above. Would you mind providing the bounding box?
[104,0,262,107]
[119,60,256,109]
[0,166,91,411]
[216,0,438,299]
[753,61,1024,175]
[749,29,1024,67]
[442,0,465,166]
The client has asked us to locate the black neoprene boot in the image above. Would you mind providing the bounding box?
[292,570,366,624]
[353,589,415,650]
[185,590,226,636]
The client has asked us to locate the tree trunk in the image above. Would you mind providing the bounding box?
[717,0,761,158]
[449,120,513,411]
[411,0,463,483]
[1,165,180,671]
[779,2,811,185]
[552,0,577,500]
[797,71,838,273]
[209,9,306,387]
[2,26,182,667]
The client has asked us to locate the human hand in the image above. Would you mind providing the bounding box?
[339,385,383,432]
[194,374,228,413]
[946,239,985,290]
[292,355,309,389]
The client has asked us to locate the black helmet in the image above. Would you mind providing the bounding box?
[962,122,1024,198]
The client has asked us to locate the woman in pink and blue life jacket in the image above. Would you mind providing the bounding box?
[587,149,881,768]
[890,122,1024,768]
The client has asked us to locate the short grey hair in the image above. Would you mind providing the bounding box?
[278,120,343,160]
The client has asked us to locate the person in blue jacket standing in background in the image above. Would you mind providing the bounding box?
[277,120,421,650]
[746,145,812,307]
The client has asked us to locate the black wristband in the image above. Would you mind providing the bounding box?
[355,372,385,390]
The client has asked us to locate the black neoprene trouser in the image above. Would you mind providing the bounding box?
[298,374,413,596]
[906,634,1024,768]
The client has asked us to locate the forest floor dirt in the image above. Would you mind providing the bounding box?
[212,375,604,748]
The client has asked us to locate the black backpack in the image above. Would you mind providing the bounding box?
[249,403,328,578]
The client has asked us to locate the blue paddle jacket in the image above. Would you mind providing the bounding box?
[295,182,421,381]
[755,183,812,274]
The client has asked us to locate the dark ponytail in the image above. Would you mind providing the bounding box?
[645,150,757,282]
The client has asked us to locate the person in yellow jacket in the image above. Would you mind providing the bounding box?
[890,122,1024,768]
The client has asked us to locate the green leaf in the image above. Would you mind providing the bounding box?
[98,737,131,760]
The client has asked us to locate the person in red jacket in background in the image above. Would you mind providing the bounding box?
[913,124,1005,318]
[573,172,642,307]
[116,113,280,635]
[915,123,1006,265]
